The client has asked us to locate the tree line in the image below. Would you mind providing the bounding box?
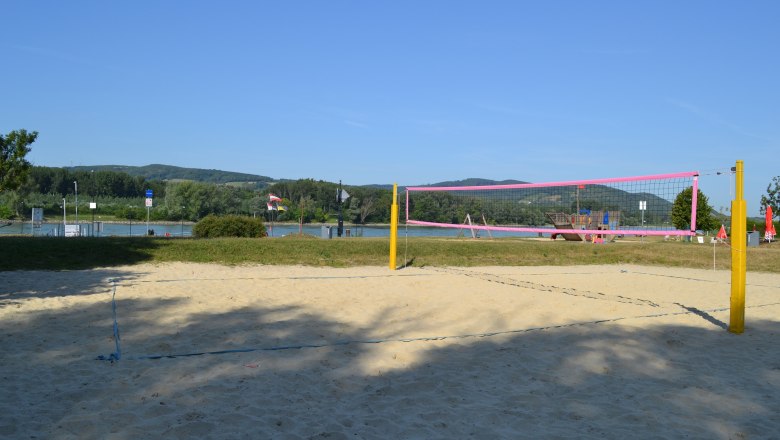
[29,166,167,198]
[2,129,777,231]
[0,164,720,231]
[0,165,396,224]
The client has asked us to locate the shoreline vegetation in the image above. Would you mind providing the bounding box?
[0,236,777,273]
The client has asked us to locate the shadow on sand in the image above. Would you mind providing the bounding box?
[1,270,778,439]
[0,237,162,271]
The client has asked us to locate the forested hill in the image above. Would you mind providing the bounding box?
[364,178,528,191]
[62,167,521,189]
[414,178,528,187]
[68,164,274,185]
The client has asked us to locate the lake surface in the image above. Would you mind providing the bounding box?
[0,222,545,238]
[0,221,194,237]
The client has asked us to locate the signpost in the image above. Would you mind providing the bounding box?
[90,202,97,237]
[145,189,153,235]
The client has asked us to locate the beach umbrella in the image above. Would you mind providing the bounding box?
[716,224,728,241]
[766,206,776,242]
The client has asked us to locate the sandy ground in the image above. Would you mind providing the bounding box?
[1,263,779,439]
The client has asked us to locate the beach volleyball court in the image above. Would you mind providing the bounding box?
[1,263,779,438]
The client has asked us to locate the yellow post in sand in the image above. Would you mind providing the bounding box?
[389,183,398,270]
[729,160,746,334]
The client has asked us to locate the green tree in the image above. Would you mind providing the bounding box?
[760,176,779,219]
[356,195,376,224]
[1,129,38,192]
[671,187,718,231]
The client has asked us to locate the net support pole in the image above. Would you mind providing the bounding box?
[690,175,699,232]
[729,160,746,334]
[389,183,398,270]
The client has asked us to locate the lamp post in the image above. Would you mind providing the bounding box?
[90,170,94,236]
[181,206,185,237]
[74,181,78,235]
[62,198,66,236]
[337,180,343,237]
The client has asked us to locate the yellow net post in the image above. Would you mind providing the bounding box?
[389,183,398,270]
[729,160,746,334]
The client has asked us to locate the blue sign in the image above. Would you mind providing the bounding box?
[146,189,153,198]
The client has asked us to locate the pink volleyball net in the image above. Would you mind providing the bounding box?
[404,171,699,239]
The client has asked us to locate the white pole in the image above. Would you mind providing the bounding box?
[74,181,78,227]
[713,239,716,271]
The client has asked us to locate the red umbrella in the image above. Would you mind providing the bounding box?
[766,206,776,242]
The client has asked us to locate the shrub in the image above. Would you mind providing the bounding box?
[0,204,12,219]
[193,214,267,238]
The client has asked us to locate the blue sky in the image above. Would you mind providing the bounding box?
[2,1,777,215]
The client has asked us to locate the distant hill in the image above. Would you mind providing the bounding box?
[68,164,275,186]
[62,168,524,191]
[363,178,528,191]
[414,178,528,188]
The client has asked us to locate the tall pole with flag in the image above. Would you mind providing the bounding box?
[266,201,275,236]
[335,181,350,238]
[268,193,282,237]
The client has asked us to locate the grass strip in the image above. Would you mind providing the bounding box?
[1,236,778,273]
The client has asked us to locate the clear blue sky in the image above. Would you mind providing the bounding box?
[2,1,777,215]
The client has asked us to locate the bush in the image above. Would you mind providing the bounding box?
[0,204,12,219]
[193,214,267,238]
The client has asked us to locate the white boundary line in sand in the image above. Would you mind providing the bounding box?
[96,268,780,362]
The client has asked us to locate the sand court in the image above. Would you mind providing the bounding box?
[1,263,779,439]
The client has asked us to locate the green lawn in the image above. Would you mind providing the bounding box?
[1,235,778,272]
